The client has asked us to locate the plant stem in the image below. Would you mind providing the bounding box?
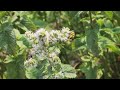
[89,11,93,29]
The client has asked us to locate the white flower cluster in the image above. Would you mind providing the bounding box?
[24,27,73,70]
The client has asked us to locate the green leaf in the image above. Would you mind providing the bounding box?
[97,19,104,28]
[32,19,47,28]
[61,64,75,72]
[13,29,22,40]
[113,11,120,25]
[53,64,61,71]
[98,36,120,54]
[19,35,32,48]
[4,51,26,79]
[3,55,15,63]
[96,69,103,79]
[86,29,99,56]
[80,62,97,79]
[25,67,39,79]
[112,27,120,34]
[20,15,37,31]
[17,41,27,50]
[0,22,17,55]
[107,44,120,54]
[104,11,113,20]
[72,37,86,50]
[0,11,7,19]
[15,22,28,34]
[113,11,120,18]
[64,72,76,78]
[61,64,76,78]
[100,28,114,41]
[104,19,113,28]
[81,55,91,61]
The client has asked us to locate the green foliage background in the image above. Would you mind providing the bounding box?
[0,11,120,79]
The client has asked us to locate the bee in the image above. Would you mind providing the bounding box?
[68,31,75,40]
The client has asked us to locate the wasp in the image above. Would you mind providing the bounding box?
[68,31,75,40]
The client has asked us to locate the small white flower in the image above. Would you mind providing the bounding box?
[49,52,56,58]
